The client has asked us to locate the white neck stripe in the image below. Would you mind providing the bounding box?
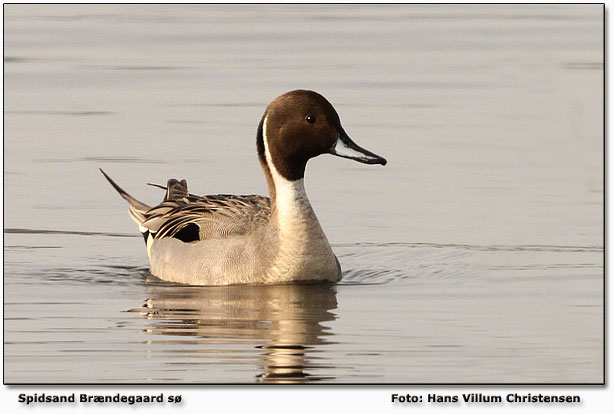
[262,116,278,178]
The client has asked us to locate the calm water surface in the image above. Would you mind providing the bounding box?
[3,4,603,383]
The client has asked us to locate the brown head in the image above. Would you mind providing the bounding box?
[257,90,386,190]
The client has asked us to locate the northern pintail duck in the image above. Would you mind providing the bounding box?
[102,89,386,285]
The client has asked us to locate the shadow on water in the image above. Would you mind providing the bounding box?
[130,281,339,383]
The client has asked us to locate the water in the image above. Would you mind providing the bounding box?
[3,4,603,383]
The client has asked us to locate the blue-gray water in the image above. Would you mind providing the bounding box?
[3,4,603,383]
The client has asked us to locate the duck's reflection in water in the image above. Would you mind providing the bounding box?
[137,279,339,383]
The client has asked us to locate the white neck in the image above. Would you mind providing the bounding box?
[261,116,338,282]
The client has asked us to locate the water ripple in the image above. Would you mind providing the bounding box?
[4,228,139,238]
[5,227,602,287]
[332,242,603,253]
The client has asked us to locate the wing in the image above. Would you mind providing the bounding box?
[102,170,270,244]
[142,192,272,243]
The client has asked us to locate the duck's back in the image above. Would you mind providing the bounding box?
[145,193,272,241]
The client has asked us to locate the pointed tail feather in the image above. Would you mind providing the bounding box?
[100,168,151,225]
[148,181,198,199]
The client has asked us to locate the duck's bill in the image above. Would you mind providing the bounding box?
[329,131,387,165]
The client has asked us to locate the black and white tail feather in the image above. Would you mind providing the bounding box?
[99,169,152,234]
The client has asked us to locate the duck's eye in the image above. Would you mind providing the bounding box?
[306,115,316,124]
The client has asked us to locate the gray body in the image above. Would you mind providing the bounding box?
[101,172,341,285]
[145,188,341,285]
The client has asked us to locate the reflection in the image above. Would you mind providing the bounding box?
[137,281,338,383]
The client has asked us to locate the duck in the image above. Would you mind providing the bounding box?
[102,89,386,286]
